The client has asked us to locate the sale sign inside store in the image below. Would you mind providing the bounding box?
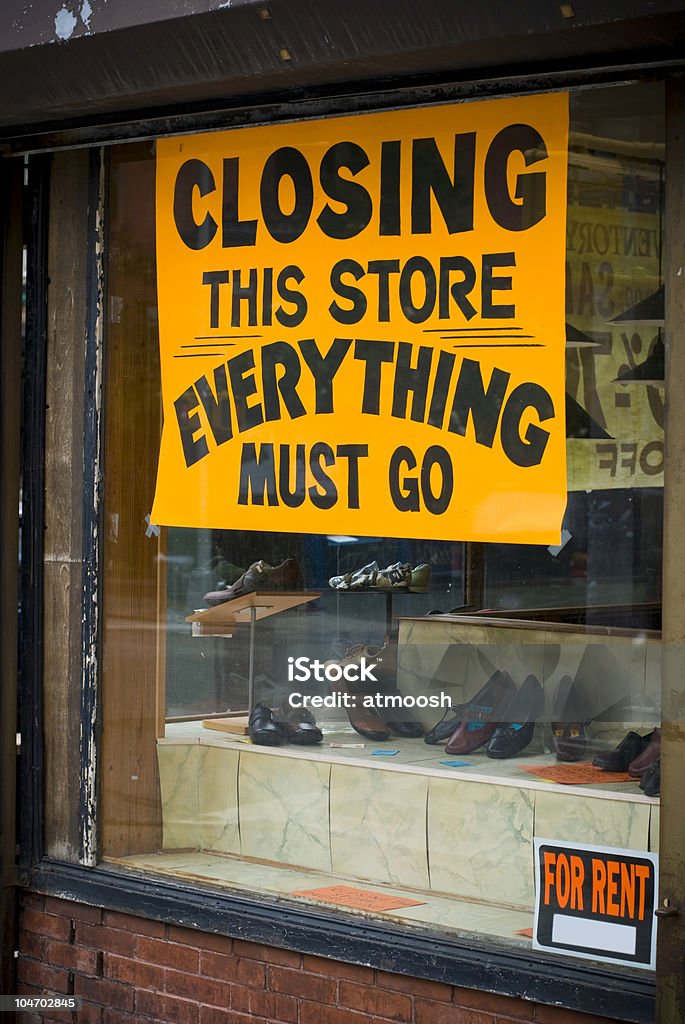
[152,93,569,542]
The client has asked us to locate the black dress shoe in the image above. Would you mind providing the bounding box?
[278,705,323,745]
[424,703,467,744]
[486,674,544,759]
[550,676,588,762]
[383,703,425,738]
[640,757,660,797]
[592,731,651,772]
[248,703,286,746]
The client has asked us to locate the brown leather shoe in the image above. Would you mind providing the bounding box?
[444,671,517,755]
[204,557,300,605]
[628,728,660,778]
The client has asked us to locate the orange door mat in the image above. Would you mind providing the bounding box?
[289,885,426,911]
[519,762,634,785]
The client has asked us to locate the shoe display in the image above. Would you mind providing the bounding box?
[328,561,431,593]
[592,730,653,772]
[204,557,300,606]
[277,705,323,745]
[424,703,467,745]
[639,757,660,797]
[550,675,588,762]
[628,727,660,778]
[486,674,544,759]
[444,670,517,755]
[248,703,286,746]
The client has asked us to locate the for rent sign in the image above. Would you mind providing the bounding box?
[152,94,569,541]
[533,838,658,969]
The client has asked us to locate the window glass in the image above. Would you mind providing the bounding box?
[101,83,663,969]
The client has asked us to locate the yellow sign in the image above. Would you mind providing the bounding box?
[152,94,569,542]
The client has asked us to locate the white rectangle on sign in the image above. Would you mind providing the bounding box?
[551,915,637,956]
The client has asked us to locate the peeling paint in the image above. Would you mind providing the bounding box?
[54,5,77,40]
[80,0,92,29]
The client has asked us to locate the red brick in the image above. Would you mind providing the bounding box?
[44,897,102,924]
[200,1009,251,1024]
[20,909,72,942]
[199,950,265,987]
[136,935,200,973]
[104,953,165,991]
[45,940,101,975]
[168,925,232,954]
[415,999,494,1024]
[375,970,452,1002]
[455,988,533,1020]
[230,984,298,1022]
[269,964,336,1002]
[232,938,301,967]
[76,923,136,958]
[340,980,412,1021]
[300,1001,371,1024]
[74,976,134,1013]
[104,1011,149,1024]
[303,954,374,984]
[19,930,45,960]
[533,1007,615,1024]
[71,1002,102,1024]
[165,969,228,1007]
[17,958,71,993]
[103,910,166,937]
[136,990,199,1024]
[20,893,45,912]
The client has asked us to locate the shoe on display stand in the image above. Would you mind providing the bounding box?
[204,557,300,606]
[639,756,660,797]
[592,730,653,772]
[550,675,589,762]
[424,703,468,745]
[627,727,661,778]
[444,670,517,755]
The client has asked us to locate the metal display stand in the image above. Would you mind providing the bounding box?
[186,591,321,732]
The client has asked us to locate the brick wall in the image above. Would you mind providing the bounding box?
[16,892,619,1024]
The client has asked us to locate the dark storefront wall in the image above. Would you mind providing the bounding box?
[3,4,685,1024]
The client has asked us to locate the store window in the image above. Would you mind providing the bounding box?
[100,82,663,969]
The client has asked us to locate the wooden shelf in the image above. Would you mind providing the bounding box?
[186,590,321,633]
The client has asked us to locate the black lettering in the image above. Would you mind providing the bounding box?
[308,442,338,509]
[354,339,395,414]
[228,350,264,432]
[392,342,433,421]
[202,270,229,329]
[261,147,313,243]
[421,446,453,514]
[261,341,306,422]
[195,364,232,446]
[279,444,306,508]
[485,124,547,231]
[299,337,352,414]
[317,142,372,239]
[449,357,510,446]
[367,259,400,322]
[231,267,258,327]
[174,385,209,467]
[427,349,456,428]
[439,256,477,320]
[262,266,274,326]
[221,157,258,247]
[399,256,437,323]
[276,265,308,327]
[379,140,401,236]
[500,382,553,467]
[173,159,217,250]
[411,134,476,235]
[389,446,420,512]
[482,252,515,318]
[329,259,367,324]
[337,444,368,509]
[238,442,278,505]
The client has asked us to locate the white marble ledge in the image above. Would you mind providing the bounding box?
[158,724,657,804]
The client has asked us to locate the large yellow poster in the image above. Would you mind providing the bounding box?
[152,93,569,542]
